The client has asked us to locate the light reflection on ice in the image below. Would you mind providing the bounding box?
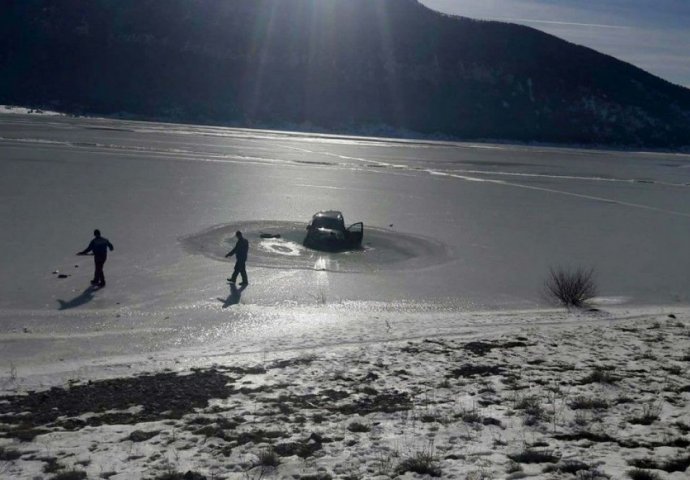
[257,238,304,257]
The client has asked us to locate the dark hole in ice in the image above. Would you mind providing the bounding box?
[181,221,454,273]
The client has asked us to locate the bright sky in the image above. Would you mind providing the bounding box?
[420,0,690,88]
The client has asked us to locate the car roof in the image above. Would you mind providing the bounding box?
[313,210,343,220]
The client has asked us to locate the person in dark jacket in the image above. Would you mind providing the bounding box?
[225,231,249,285]
[77,229,114,287]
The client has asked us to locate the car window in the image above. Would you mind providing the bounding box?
[313,217,343,230]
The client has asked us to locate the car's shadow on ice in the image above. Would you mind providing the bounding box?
[218,283,247,309]
[57,285,99,310]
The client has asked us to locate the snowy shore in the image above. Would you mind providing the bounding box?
[1,309,688,480]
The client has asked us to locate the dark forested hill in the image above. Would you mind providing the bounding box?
[2,0,690,147]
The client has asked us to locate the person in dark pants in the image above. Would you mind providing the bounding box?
[77,229,114,287]
[225,231,249,285]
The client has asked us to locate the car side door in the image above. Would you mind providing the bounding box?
[346,222,363,246]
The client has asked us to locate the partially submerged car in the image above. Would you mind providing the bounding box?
[304,211,363,251]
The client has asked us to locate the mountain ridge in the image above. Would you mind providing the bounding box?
[1,0,689,147]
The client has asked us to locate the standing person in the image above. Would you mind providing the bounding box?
[225,231,249,285]
[77,229,114,288]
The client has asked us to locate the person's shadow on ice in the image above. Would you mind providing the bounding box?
[218,284,247,309]
[57,286,98,310]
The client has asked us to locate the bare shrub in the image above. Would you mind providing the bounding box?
[514,395,548,425]
[626,469,662,480]
[395,449,441,477]
[662,364,682,375]
[459,408,482,424]
[581,367,619,385]
[42,458,62,474]
[256,447,280,467]
[663,454,690,473]
[312,413,325,424]
[50,471,88,480]
[505,461,523,473]
[347,421,371,432]
[629,402,662,425]
[570,396,609,410]
[515,395,544,416]
[543,460,591,474]
[577,468,611,480]
[0,446,21,461]
[545,267,597,307]
[374,450,396,476]
[508,449,560,464]
[573,411,590,427]
[628,454,690,472]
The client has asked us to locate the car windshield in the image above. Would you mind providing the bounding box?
[313,217,343,230]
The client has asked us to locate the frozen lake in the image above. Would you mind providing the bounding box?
[1,113,689,379]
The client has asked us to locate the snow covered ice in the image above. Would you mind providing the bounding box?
[0,113,689,479]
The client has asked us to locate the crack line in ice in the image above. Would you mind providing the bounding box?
[293,184,347,190]
[446,168,690,188]
[286,145,690,219]
[500,180,690,218]
[433,170,690,218]
[5,134,689,217]
[425,169,490,182]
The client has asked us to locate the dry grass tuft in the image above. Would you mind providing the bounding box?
[396,448,441,477]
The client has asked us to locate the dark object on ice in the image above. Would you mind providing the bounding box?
[57,274,70,279]
[260,233,281,239]
[225,231,249,285]
[668,314,676,319]
[304,211,363,251]
[77,229,114,288]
